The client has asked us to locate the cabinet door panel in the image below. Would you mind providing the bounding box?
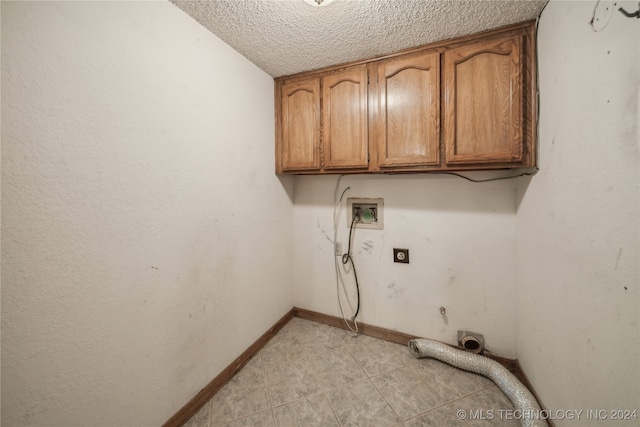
[281,78,320,171]
[322,67,368,170]
[444,34,523,164]
[378,51,440,167]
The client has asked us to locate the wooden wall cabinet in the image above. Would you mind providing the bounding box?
[276,66,369,173]
[322,66,369,170]
[279,77,320,172]
[275,21,536,175]
[376,50,441,169]
[444,32,524,165]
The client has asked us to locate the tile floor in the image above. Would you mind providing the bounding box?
[182,317,519,427]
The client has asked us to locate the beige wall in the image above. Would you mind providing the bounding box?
[1,2,293,425]
[516,1,639,424]
[3,1,638,426]
[292,173,519,357]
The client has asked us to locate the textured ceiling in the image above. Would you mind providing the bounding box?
[170,0,547,78]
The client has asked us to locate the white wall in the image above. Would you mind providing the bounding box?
[516,1,639,424]
[293,174,519,357]
[1,2,293,426]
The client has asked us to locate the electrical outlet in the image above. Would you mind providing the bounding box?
[335,242,342,256]
[393,248,409,264]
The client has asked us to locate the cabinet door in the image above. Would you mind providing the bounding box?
[444,32,523,165]
[377,51,440,168]
[322,66,368,170]
[280,77,320,171]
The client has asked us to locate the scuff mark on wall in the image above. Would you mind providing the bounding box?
[316,218,334,244]
[439,306,449,325]
[361,240,374,254]
[614,247,623,270]
[482,282,488,313]
[387,282,404,299]
[418,234,432,243]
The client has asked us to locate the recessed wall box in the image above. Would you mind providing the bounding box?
[347,198,383,230]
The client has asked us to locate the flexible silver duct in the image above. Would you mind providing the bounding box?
[409,338,547,427]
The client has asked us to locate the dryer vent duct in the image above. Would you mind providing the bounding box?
[458,330,484,354]
[409,338,546,427]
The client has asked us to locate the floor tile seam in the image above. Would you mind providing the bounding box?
[400,400,466,425]
[268,390,322,410]
[366,364,421,392]
[209,393,271,426]
[473,379,496,391]
[270,395,342,427]
[269,407,277,427]
[205,397,213,427]
[269,367,325,393]
[310,371,370,395]
[404,363,482,405]
[339,337,367,350]
[443,386,502,407]
[306,346,367,376]
[291,320,323,336]
[276,326,294,336]
[261,347,314,379]
[366,356,417,379]
[443,401,474,426]
[259,351,277,413]
[265,362,368,405]
[343,341,375,377]
[299,339,349,357]
[407,365,456,407]
[297,323,349,344]
[368,366,451,419]
[344,341,413,378]
[475,385,516,408]
[321,389,345,427]
[403,402,478,425]
[367,371,405,424]
[407,361,467,401]
[262,341,323,406]
[296,330,322,364]
[444,363,496,389]
[414,358,494,391]
[315,366,367,390]
[209,408,273,427]
[296,332,321,371]
[216,380,270,397]
[261,353,309,371]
